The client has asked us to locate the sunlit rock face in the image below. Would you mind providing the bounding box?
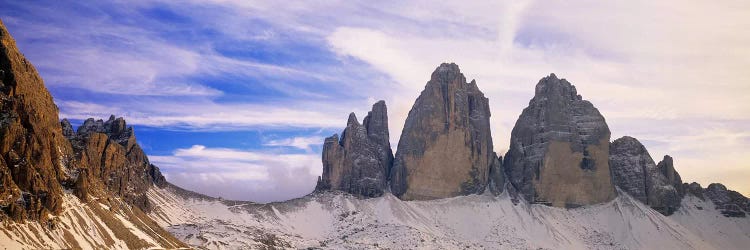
[503,74,616,208]
[316,101,393,197]
[65,115,168,212]
[390,63,495,200]
[0,18,71,222]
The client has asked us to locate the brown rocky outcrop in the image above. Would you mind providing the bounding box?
[66,115,164,211]
[503,74,615,207]
[390,63,496,200]
[0,18,167,221]
[0,19,72,222]
[316,101,393,197]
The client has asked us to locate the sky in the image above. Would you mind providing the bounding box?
[1,0,748,202]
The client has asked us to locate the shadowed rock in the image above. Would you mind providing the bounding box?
[705,183,749,217]
[390,63,495,200]
[316,101,393,197]
[503,74,615,207]
[609,136,682,215]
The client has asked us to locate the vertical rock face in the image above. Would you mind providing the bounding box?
[657,155,684,198]
[65,115,165,211]
[609,136,681,215]
[705,183,749,217]
[487,153,505,195]
[390,63,494,200]
[609,136,651,203]
[504,74,615,207]
[0,19,73,221]
[316,101,393,197]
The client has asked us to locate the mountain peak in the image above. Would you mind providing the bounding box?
[391,62,494,200]
[534,73,581,101]
[429,62,465,84]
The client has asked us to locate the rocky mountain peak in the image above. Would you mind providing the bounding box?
[430,62,462,78]
[76,115,135,149]
[504,74,614,207]
[390,63,495,200]
[609,136,682,215]
[346,112,359,126]
[317,101,393,197]
[534,73,582,102]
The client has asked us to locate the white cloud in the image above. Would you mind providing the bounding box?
[58,99,357,130]
[264,136,325,152]
[150,145,321,202]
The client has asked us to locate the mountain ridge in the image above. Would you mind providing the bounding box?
[1,15,748,249]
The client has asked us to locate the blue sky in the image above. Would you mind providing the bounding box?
[2,0,749,202]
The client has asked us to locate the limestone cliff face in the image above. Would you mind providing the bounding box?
[65,116,167,211]
[0,19,73,222]
[390,63,494,200]
[503,74,615,207]
[316,101,393,197]
[609,136,681,215]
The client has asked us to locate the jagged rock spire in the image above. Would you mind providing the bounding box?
[316,101,393,197]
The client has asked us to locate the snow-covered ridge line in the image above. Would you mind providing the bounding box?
[148,186,750,249]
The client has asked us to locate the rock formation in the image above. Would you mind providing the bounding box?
[316,101,393,197]
[488,153,506,195]
[65,115,167,211]
[390,63,495,200]
[503,74,615,207]
[685,182,704,200]
[609,136,681,215]
[657,155,685,198]
[609,136,650,203]
[705,183,749,217]
[0,20,184,249]
[0,18,72,222]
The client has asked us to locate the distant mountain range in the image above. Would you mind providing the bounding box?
[1,18,748,249]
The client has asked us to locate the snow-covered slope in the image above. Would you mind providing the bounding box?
[148,186,750,249]
[0,192,186,249]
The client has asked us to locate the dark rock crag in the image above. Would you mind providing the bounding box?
[503,74,616,207]
[704,183,749,217]
[316,101,393,197]
[390,63,496,200]
[609,136,682,215]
